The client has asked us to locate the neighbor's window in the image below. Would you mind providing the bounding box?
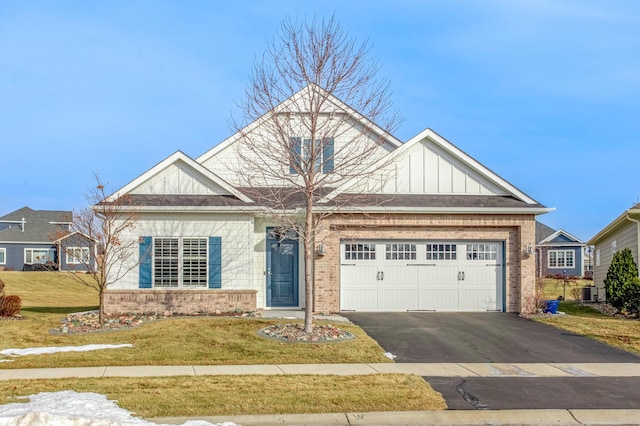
[596,249,601,267]
[344,243,376,260]
[66,247,90,265]
[154,237,207,288]
[24,248,55,264]
[611,240,617,255]
[426,243,457,260]
[0,248,5,265]
[548,250,574,268]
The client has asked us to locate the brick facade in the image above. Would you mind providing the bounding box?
[104,289,257,314]
[313,213,536,314]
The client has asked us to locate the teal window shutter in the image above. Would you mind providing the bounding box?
[139,236,152,288]
[209,236,222,288]
[289,137,301,174]
[322,137,334,173]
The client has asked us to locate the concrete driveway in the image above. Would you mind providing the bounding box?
[343,312,638,363]
[343,312,640,410]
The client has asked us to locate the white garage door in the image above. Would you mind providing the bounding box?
[340,241,504,312]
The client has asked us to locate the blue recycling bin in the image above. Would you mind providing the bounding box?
[544,300,559,314]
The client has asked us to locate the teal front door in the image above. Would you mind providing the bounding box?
[266,230,299,307]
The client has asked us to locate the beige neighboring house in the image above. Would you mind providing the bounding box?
[103,86,551,315]
[588,203,640,302]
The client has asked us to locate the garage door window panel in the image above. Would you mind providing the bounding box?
[426,243,457,260]
[385,243,416,260]
[466,243,498,261]
[344,243,376,261]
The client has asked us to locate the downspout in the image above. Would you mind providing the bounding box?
[626,214,640,278]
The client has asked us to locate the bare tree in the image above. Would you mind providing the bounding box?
[54,175,142,324]
[232,16,401,332]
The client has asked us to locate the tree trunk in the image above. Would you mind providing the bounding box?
[304,203,314,333]
[98,288,105,325]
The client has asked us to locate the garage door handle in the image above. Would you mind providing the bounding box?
[376,271,381,281]
[381,271,384,280]
[461,271,465,280]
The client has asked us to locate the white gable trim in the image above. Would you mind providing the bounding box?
[322,128,542,205]
[539,229,585,245]
[108,151,252,203]
[196,84,402,165]
[53,231,96,244]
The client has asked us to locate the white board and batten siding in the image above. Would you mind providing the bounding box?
[340,241,504,312]
[384,141,506,195]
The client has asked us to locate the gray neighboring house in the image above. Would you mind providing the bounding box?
[588,203,640,302]
[0,206,96,271]
[535,221,586,278]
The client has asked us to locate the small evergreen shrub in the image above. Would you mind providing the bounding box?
[604,248,640,314]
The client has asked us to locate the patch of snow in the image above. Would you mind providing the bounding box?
[0,344,133,357]
[0,391,236,426]
[384,352,397,360]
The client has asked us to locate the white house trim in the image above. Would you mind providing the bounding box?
[107,151,253,204]
[321,128,543,206]
[539,229,585,245]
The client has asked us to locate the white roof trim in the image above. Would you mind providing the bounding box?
[196,84,402,164]
[588,207,640,245]
[107,151,253,203]
[539,229,585,245]
[322,128,542,205]
[52,231,96,244]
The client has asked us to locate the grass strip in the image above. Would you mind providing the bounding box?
[534,303,640,354]
[0,374,447,417]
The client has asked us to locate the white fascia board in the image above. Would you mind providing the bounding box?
[106,151,252,204]
[321,128,544,205]
[0,241,53,245]
[419,129,541,204]
[313,206,554,214]
[52,231,96,244]
[196,84,402,165]
[539,229,585,245]
[588,208,640,245]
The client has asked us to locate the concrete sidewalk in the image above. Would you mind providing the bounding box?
[2,362,640,380]
[150,409,640,425]
[2,363,640,425]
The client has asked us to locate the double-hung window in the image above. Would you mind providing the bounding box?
[289,137,334,174]
[153,237,208,288]
[66,247,90,264]
[0,248,5,265]
[548,250,574,268]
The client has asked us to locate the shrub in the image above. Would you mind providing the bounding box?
[0,294,22,316]
[0,277,23,317]
[604,248,640,314]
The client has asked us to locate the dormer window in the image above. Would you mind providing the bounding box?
[289,137,334,174]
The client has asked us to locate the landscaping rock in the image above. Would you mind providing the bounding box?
[257,323,355,343]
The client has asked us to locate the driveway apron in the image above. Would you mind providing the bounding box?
[343,312,640,410]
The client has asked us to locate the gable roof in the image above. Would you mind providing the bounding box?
[536,221,585,246]
[0,206,72,244]
[0,207,72,224]
[321,128,549,212]
[588,202,640,245]
[196,84,403,165]
[108,151,253,204]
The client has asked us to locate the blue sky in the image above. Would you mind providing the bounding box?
[1,1,639,242]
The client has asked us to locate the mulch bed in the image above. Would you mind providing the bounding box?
[257,323,355,343]
[49,311,355,342]
[50,310,254,334]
